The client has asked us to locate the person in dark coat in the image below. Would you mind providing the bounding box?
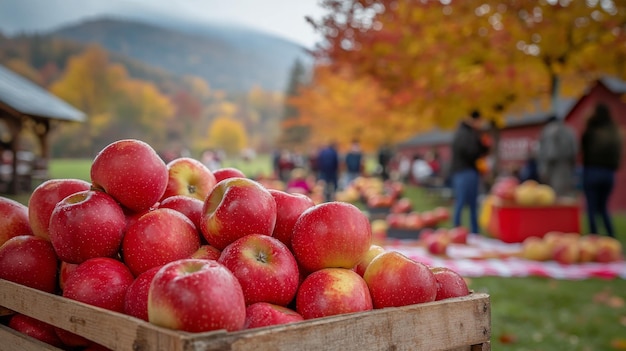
[537,114,578,197]
[344,140,363,186]
[450,110,490,234]
[317,141,339,202]
[581,103,622,237]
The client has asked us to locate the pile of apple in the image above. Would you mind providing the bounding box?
[0,139,470,349]
[385,206,450,231]
[350,177,404,209]
[419,227,470,256]
[520,231,623,264]
[491,177,556,206]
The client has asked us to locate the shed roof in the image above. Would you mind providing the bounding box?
[0,64,85,122]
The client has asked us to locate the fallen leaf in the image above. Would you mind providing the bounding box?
[610,338,626,350]
[498,333,517,344]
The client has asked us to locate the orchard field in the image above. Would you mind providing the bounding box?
[4,156,626,350]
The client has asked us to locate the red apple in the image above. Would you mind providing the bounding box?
[430,267,470,301]
[218,234,299,306]
[161,157,217,201]
[551,237,580,264]
[363,251,437,308]
[124,266,161,321]
[354,244,386,276]
[425,231,450,256]
[59,261,79,291]
[159,194,204,230]
[0,196,33,246]
[63,257,135,313]
[420,211,437,227]
[49,189,126,264]
[148,258,246,332]
[244,302,304,329]
[9,314,64,348]
[296,268,373,319]
[200,177,276,250]
[213,167,247,183]
[291,202,371,273]
[190,244,221,260]
[448,226,469,244]
[386,213,405,228]
[432,206,451,222]
[403,211,424,230]
[390,198,412,214]
[28,178,91,240]
[0,235,58,293]
[58,257,134,348]
[122,208,201,276]
[269,189,315,250]
[594,236,623,263]
[491,176,519,202]
[90,139,168,212]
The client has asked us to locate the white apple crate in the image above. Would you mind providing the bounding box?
[0,278,491,351]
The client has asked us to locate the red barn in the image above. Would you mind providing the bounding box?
[397,77,626,211]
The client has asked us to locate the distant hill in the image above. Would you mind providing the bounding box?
[51,18,312,93]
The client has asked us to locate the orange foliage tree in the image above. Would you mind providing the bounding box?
[296,0,626,147]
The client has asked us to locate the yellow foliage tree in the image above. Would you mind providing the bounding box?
[206,116,248,156]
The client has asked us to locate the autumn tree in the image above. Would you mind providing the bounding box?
[305,0,626,137]
[206,116,248,156]
[280,59,310,148]
[50,45,174,156]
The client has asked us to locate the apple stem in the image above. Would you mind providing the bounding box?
[187,184,197,194]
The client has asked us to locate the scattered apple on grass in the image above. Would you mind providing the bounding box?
[244,302,304,329]
[90,139,168,213]
[291,201,371,273]
[218,234,300,306]
[148,258,246,333]
[122,208,201,276]
[161,157,217,201]
[363,251,437,308]
[0,235,58,293]
[0,196,33,246]
[49,189,127,264]
[200,177,277,250]
[27,178,91,240]
[296,268,373,319]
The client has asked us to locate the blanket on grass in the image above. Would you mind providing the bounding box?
[383,235,626,280]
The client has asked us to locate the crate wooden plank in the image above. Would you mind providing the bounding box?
[0,278,490,351]
[0,324,63,351]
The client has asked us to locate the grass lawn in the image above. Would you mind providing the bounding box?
[2,158,626,350]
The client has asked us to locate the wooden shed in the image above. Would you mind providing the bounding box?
[0,64,85,194]
[396,77,626,211]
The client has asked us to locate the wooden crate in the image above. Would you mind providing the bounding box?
[0,279,491,351]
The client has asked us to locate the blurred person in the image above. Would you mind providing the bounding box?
[344,139,363,186]
[450,110,490,234]
[377,142,393,181]
[286,168,312,195]
[581,103,622,237]
[278,150,295,183]
[425,150,441,177]
[317,141,339,202]
[201,149,221,171]
[537,114,578,197]
[411,154,433,185]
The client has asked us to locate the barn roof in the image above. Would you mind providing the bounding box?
[398,77,624,148]
[0,64,85,122]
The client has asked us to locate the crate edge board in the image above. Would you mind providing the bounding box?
[1,279,490,351]
[0,323,65,351]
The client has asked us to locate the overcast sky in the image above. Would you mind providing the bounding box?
[0,0,326,48]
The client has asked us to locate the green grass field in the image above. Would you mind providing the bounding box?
[3,157,626,350]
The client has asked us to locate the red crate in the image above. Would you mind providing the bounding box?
[488,203,581,243]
